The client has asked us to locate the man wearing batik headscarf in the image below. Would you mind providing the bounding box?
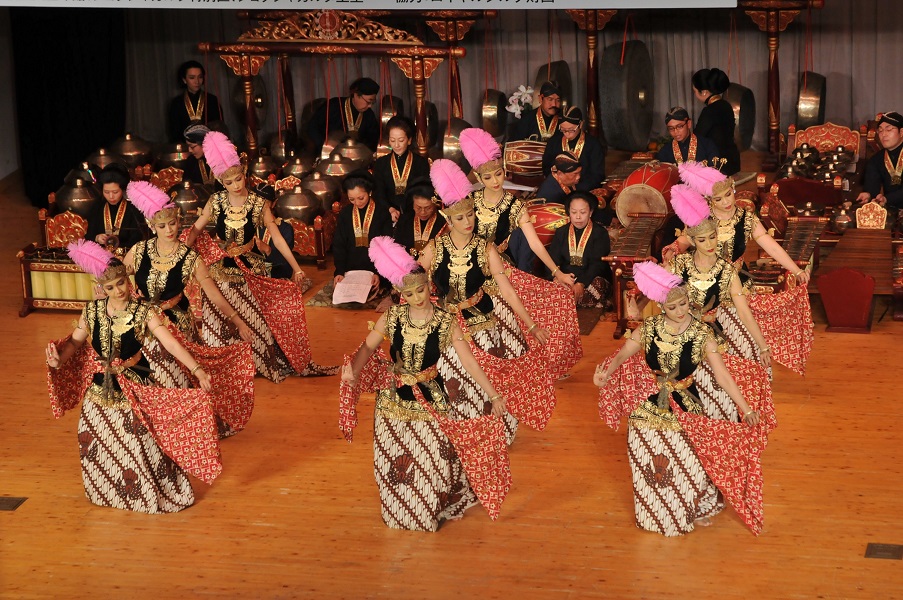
[541,106,606,191]
[858,111,903,209]
[510,80,562,142]
[656,106,721,171]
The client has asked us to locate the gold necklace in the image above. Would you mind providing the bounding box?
[224,198,249,231]
[402,309,434,344]
[108,302,134,336]
[151,239,180,272]
[448,234,474,276]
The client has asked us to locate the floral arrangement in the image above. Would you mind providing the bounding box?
[506,85,534,119]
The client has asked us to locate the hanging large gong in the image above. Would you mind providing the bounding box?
[441,117,474,171]
[599,40,654,152]
[380,95,404,126]
[481,89,508,137]
[723,83,756,151]
[533,61,573,112]
[796,71,826,130]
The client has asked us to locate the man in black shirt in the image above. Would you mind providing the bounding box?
[858,111,903,209]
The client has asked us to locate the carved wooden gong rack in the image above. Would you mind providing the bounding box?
[199,9,496,159]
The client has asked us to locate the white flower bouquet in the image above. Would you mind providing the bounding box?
[506,85,534,119]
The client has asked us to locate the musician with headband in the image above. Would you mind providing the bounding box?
[857,111,903,209]
[308,77,381,153]
[656,106,721,170]
[510,81,562,142]
[541,106,606,191]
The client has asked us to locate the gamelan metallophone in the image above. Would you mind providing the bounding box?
[18,244,99,317]
[603,213,666,338]
[749,216,829,293]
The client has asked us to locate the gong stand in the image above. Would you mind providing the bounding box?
[738,0,825,169]
[199,10,466,160]
[423,11,496,121]
[565,9,617,139]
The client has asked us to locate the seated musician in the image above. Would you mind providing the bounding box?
[372,115,430,219]
[655,106,721,170]
[536,152,614,227]
[510,80,562,142]
[541,106,606,191]
[392,177,446,259]
[332,170,394,294]
[182,124,217,190]
[857,111,903,209]
[547,191,612,308]
[308,77,380,154]
[84,163,149,251]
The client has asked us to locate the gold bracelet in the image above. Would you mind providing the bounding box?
[759,346,771,353]
[551,266,560,276]
[227,311,238,321]
[191,364,203,375]
[527,323,538,334]
[489,395,503,402]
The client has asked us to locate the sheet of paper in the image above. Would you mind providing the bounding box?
[332,270,374,304]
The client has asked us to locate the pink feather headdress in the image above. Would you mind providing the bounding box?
[430,159,475,216]
[202,131,240,178]
[633,261,684,304]
[459,127,502,173]
[127,180,175,221]
[369,236,426,290]
[669,183,709,228]
[67,239,116,279]
[678,161,726,197]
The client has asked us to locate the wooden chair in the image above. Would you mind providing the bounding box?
[855,201,887,229]
[149,166,184,191]
[787,122,866,163]
[42,209,88,247]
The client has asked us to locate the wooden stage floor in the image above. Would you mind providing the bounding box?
[1,169,901,599]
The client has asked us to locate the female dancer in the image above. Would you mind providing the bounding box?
[457,128,584,380]
[594,261,775,536]
[124,181,255,437]
[665,173,814,375]
[418,159,555,444]
[663,162,811,287]
[340,237,511,531]
[458,127,575,284]
[186,131,334,381]
[45,241,228,513]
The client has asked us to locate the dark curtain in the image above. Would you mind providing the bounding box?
[11,8,125,207]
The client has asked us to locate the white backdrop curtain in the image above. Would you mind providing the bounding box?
[124,2,903,153]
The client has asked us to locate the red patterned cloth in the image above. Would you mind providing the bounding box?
[338,344,393,443]
[167,326,256,432]
[339,346,512,520]
[47,336,95,418]
[120,378,222,485]
[749,284,814,376]
[187,229,314,373]
[596,351,658,430]
[46,340,223,484]
[673,354,777,536]
[465,328,557,430]
[507,269,583,379]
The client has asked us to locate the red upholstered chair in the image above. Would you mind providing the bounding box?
[787,122,866,162]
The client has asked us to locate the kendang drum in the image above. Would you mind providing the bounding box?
[525,198,568,246]
[614,162,679,227]
[503,140,546,178]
